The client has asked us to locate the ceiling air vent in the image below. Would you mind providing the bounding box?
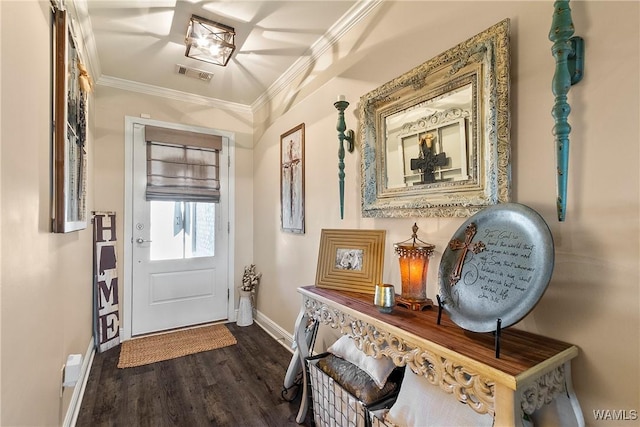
[175,64,213,82]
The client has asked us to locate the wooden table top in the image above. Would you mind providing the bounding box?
[299,285,578,387]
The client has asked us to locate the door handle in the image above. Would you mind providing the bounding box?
[135,237,152,244]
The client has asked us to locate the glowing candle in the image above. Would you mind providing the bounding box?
[397,252,429,300]
[394,223,435,311]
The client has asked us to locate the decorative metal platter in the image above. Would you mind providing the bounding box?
[438,203,554,332]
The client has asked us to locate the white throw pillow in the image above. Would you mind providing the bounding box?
[385,367,494,427]
[327,335,396,389]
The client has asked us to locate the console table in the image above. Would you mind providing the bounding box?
[285,286,584,427]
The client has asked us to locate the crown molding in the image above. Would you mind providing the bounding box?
[66,0,101,83]
[250,0,383,113]
[98,75,253,115]
[67,0,381,117]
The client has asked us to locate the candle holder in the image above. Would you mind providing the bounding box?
[394,223,435,311]
[374,283,395,314]
[334,95,355,219]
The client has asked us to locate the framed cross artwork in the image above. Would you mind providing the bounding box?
[280,124,305,233]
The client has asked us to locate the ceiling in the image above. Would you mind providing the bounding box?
[70,1,374,112]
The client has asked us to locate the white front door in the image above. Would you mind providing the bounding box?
[130,122,229,336]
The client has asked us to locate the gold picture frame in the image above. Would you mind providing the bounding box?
[52,8,88,232]
[315,229,386,295]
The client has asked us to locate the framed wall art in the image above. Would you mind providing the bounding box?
[280,123,305,233]
[52,8,89,233]
[360,19,511,218]
[315,229,386,295]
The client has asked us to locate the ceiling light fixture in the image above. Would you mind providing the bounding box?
[185,14,235,67]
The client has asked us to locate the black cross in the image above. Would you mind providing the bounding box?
[410,134,447,184]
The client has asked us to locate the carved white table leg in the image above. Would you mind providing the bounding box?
[495,383,517,427]
[517,362,585,427]
[283,305,317,424]
[284,307,306,390]
[563,362,585,427]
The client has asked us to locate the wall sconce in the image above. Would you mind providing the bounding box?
[334,95,355,219]
[185,15,236,67]
[394,223,435,311]
[549,0,584,221]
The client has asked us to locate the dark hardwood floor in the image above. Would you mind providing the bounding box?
[76,323,312,427]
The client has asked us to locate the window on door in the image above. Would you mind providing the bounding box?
[149,201,216,261]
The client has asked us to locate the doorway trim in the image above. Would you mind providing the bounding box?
[122,116,236,341]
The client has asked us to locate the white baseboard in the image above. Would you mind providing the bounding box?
[253,309,294,354]
[63,337,95,427]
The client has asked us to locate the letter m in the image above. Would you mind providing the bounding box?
[98,277,119,310]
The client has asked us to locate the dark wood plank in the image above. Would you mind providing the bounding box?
[76,323,310,427]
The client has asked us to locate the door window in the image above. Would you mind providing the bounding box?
[149,201,215,261]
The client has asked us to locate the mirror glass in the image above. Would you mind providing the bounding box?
[385,83,473,189]
[360,19,511,218]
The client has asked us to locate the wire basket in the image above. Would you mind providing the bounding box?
[307,354,398,427]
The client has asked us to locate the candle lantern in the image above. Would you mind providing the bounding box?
[394,223,435,311]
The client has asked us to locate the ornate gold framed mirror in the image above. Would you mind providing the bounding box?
[360,19,511,218]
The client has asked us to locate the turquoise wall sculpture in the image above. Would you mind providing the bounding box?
[549,0,584,221]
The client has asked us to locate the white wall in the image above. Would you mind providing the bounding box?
[253,2,639,425]
[1,1,94,424]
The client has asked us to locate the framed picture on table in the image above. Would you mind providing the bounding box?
[315,229,386,295]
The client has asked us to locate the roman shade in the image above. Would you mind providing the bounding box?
[145,126,222,202]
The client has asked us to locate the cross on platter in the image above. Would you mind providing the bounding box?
[448,223,485,287]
